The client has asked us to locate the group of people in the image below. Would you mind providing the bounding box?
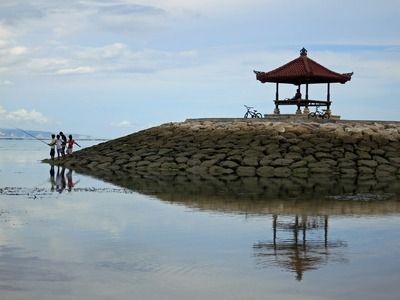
[48,131,81,160]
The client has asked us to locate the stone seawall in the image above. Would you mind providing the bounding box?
[53,120,400,181]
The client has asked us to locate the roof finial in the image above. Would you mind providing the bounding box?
[300,48,307,56]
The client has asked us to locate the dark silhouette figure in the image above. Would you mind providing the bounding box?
[49,165,55,192]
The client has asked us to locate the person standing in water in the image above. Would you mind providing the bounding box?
[48,134,56,160]
[56,134,63,159]
[66,134,81,155]
[59,131,67,158]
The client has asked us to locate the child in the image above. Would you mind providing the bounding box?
[67,134,81,155]
[48,134,56,160]
[56,135,63,159]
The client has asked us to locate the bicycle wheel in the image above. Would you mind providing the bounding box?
[256,113,263,118]
[244,112,249,118]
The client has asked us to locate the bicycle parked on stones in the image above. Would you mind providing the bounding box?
[308,106,330,119]
[244,105,263,118]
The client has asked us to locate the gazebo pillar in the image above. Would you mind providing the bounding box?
[274,82,280,114]
[303,84,310,114]
[326,83,331,115]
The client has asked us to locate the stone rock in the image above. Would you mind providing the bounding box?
[114,158,129,165]
[356,150,372,159]
[187,158,201,167]
[273,167,291,178]
[227,154,242,163]
[147,162,162,169]
[175,156,189,164]
[129,155,142,162]
[372,155,389,164]
[284,152,303,160]
[358,160,378,168]
[314,152,333,159]
[375,171,394,178]
[290,160,308,169]
[136,160,150,167]
[344,152,358,160]
[292,167,308,174]
[187,166,208,174]
[308,162,331,169]
[242,156,259,166]
[358,166,374,174]
[303,155,317,163]
[339,160,356,168]
[270,158,294,167]
[236,166,256,177]
[160,162,179,169]
[340,168,357,175]
[256,166,274,177]
[209,166,234,176]
[388,157,400,165]
[219,160,239,169]
[310,167,333,173]
[288,145,303,153]
[201,159,219,168]
[376,164,397,173]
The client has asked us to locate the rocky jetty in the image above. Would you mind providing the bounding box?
[47,120,400,182]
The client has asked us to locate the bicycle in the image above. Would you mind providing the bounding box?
[307,106,330,119]
[244,105,263,118]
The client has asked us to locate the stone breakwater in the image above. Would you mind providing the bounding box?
[53,120,400,181]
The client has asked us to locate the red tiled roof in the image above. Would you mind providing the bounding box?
[254,48,353,85]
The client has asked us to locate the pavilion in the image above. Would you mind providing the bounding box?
[254,48,353,116]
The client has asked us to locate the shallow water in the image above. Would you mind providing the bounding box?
[0,139,400,299]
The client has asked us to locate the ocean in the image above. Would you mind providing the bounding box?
[0,139,399,300]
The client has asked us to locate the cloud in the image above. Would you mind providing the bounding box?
[110,120,134,128]
[0,105,48,124]
[56,66,96,75]
[0,2,44,24]
[97,3,165,16]
[0,79,13,86]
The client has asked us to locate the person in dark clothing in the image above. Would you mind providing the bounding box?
[59,131,67,158]
[48,134,56,160]
[291,88,302,100]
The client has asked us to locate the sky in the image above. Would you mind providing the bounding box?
[0,0,399,138]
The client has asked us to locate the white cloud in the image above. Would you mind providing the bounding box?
[56,66,96,75]
[9,46,27,55]
[0,105,48,124]
[0,79,12,85]
[110,120,133,128]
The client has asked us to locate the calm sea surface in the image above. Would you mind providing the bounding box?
[0,139,399,300]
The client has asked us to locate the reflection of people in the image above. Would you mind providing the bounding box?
[56,166,66,193]
[291,88,302,100]
[67,135,81,155]
[49,165,56,192]
[66,169,78,191]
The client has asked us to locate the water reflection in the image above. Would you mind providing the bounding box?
[253,215,347,281]
[49,165,55,192]
[50,166,78,193]
[61,169,400,283]
[68,167,400,203]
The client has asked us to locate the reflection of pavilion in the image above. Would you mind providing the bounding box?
[253,215,347,281]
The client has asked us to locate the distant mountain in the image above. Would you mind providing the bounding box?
[0,128,92,140]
